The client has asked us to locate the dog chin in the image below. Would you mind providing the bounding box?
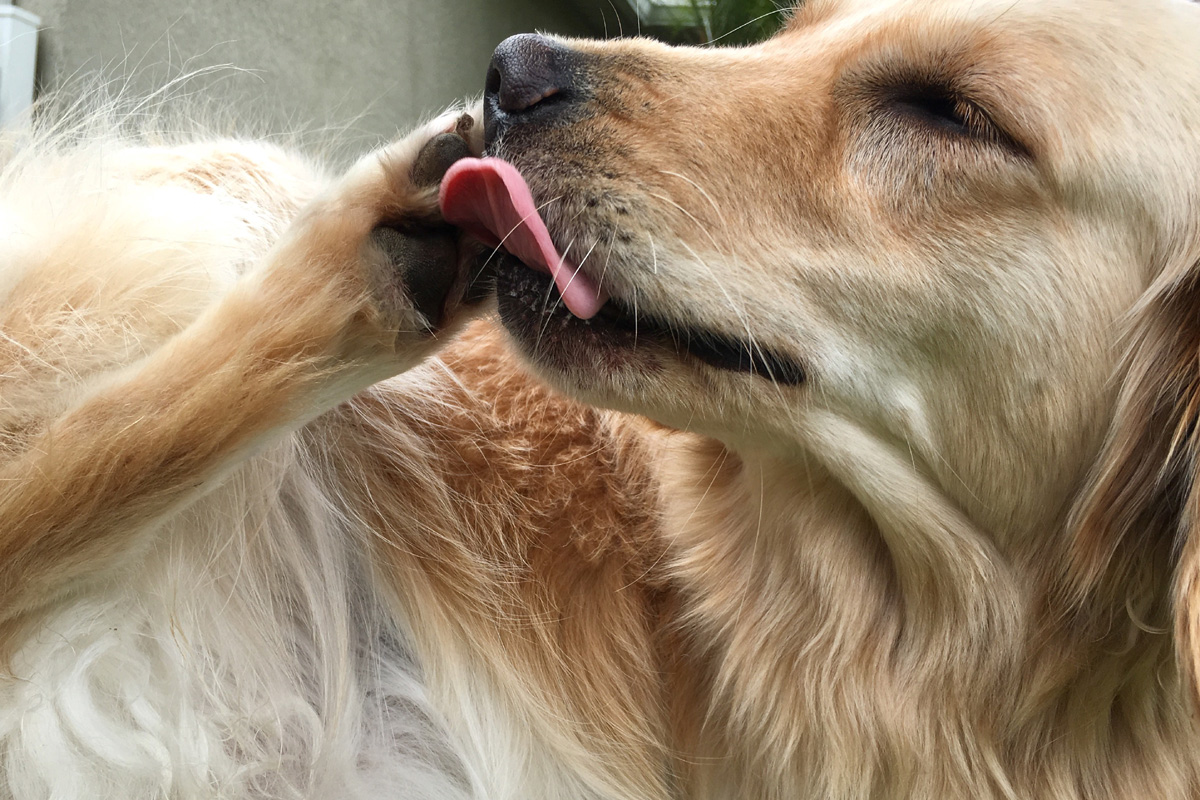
[494,254,668,394]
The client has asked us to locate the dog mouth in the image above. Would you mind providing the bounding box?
[492,258,806,384]
[440,157,805,386]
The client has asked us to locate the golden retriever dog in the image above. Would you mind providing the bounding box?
[4,0,1200,797]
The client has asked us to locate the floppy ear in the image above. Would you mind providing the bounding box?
[1068,264,1200,702]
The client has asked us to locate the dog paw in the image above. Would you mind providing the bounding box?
[254,106,489,376]
[316,106,485,347]
[366,120,478,330]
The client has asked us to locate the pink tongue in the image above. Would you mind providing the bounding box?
[439,157,608,319]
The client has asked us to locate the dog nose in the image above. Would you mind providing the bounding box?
[484,34,580,144]
[487,34,572,113]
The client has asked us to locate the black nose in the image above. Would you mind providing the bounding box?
[484,34,581,145]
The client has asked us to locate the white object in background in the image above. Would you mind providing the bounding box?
[0,3,39,127]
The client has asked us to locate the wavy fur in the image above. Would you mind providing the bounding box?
[8,1,1200,798]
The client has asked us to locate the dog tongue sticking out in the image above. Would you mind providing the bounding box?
[439,158,608,319]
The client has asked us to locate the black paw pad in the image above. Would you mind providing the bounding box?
[369,224,458,330]
[411,132,472,188]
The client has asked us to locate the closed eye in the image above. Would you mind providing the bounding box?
[888,83,1029,158]
[894,86,975,132]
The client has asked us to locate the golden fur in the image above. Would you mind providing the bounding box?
[483,0,1200,794]
[4,0,1200,797]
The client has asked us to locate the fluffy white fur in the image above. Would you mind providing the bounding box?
[0,104,479,799]
[9,1,1200,798]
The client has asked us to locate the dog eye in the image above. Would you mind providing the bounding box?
[884,83,1027,157]
[892,85,986,138]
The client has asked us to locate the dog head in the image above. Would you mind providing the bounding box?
[454,0,1200,694]
[468,0,1200,544]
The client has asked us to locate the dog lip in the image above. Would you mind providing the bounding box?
[497,258,805,386]
[598,297,807,386]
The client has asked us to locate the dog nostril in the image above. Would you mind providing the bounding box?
[487,33,574,115]
[485,64,502,101]
[506,87,561,114]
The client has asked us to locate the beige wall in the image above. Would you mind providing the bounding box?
[16,0,606,150]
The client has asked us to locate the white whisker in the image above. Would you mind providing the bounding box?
[704,8,791,46]
[646,191,730,263]
[534,239,577,350]
[484,195,565,267]
[657,169,727,230]
[596,228,620,297]
[677,241,752,336]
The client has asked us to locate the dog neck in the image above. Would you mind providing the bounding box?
[655,431,1196,798]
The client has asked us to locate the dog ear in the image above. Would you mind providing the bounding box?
[1068,265,1200,702]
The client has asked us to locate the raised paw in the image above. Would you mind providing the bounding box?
[367,123,478,330]
[274,106,486,368]
[353,109,489,340]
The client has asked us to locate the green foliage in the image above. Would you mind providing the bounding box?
[669,0,792,45]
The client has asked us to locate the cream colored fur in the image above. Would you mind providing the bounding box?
[485,0,1200,797]
[6,0,1200,798]
[0,98,669,799]
[0,106,483,798]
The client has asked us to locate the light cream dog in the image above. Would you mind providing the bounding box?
[4,0,1200,798]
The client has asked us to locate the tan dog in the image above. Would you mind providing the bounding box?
[3,0,1200,798]
[0,103,669,797]
[456,0,1200,795]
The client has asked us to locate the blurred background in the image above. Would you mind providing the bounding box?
[2,0,788,151]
